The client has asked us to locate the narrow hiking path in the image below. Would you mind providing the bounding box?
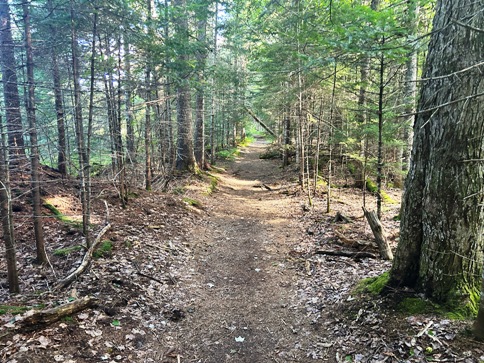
[167,138,311,362]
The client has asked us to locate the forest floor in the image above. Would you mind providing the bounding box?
[1,137,483,362]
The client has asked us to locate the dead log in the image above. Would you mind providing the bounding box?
[244,107,276,138]
[315,249,377,259]
[362,207,393,260]
[55,222,111,290]
[16,296,95,332]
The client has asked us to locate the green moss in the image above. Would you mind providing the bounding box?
[202,173,218,195]
[355,272,390,295]
[0,305,29,315]
[93,240,113,258]
[53,245,83,257]
[172,186,186,195]
[43,202,82,228]
[183,197,203,208]
[365,179,398,204]
[399,298,437,315]
[444,284,480,319]
[0,303,46,315]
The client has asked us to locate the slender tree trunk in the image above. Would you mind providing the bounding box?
[23,2,47,264]
[145,69,153,190]
[283,108,291,168]
[70,1,90,246]
[402,0,419,173]
[389,0,484,314]
[327,62,337,214]
[210,1,218,165]
[0,0,25,159]
[124,40,135,163]
[194,5,208,168]
[376,43,385,220]
[174,0,196,172]
[0,118,18,292]
[48,0,67,176]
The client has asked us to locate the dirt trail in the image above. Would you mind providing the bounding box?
[172,138,309,362]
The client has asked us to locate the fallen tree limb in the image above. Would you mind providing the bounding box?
[16,296,95,332]
[55,222,111,290]
[334,211,353,223]
[244,107,276,137]
[315,249,377,259]
[362,207,393,260]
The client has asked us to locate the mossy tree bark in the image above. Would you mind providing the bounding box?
[389,0,484,313]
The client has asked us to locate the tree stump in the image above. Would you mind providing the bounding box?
[362,207,393,260]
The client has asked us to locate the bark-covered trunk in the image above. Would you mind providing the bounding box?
[48,0,67,176]
[0,118,18,292]
[70,1,90,246]
[145,69,153,190]
[401,0,419,174]
[194,6,209,169]
[174,0,196,172]
[389,0,484,314]
[0,0,25,158]
[23,2,47,264]
[124,39,135,162]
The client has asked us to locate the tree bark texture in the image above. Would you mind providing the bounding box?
[0,0,25,158]
[389,0,484,311]
[194,5,209,169]
[70,1,90,246]
[0,118,18,292]
[174,0,196,172]
[401,0,419,173]
[23,2,47,264]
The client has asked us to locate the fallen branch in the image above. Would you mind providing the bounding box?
[55,222,111,290]
[244,106,277,137]
[334,211,353,223]
[315,249,377,259]
[16,296,95,332]
[132,261,166,285]
[362,207,393,260]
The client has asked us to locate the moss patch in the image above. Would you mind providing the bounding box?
[93,240,113,258]
[53,245,84,257]
[365,179,398,204]
[398,297,437,315]
[183,197,203,208]
[355,272,390,295]
[0,305,29,315]
[43,202,82,228]
[444,284,480,319]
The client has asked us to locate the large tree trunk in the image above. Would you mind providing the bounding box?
[23,2,47,264]
[0,0,25,158]
[174,0,196,172]
[389,0,484,313]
